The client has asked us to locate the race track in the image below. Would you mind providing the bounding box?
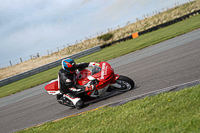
[0,29,200,133]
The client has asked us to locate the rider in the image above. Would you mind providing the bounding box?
[58,58,97,109]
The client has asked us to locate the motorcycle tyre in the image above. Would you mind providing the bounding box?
[114,75,135,92]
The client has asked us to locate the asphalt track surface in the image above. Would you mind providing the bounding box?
[1,29,200,133]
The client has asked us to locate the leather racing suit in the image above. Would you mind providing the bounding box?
[57,62,96,108]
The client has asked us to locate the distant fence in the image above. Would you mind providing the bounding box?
[0,9,200,87]
[0,46,101,87]
[1,0,195,69]
[100,9,200,49]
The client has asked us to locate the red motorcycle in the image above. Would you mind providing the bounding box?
[44,62,135,107]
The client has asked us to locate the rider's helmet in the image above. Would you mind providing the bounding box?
[62,58,76,74]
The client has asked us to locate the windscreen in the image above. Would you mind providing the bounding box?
[86,66,101,75]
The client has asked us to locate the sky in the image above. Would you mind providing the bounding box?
[0,0,190,67]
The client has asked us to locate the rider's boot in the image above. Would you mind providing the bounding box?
[63,93,84,109]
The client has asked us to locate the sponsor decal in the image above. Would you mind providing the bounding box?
[47,91,60,95]
[101,63,107,79]
[66,79,71,82]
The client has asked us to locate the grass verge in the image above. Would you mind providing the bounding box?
[17,84,200,133]
[0,14,200,98]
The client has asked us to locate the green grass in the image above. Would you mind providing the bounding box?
[0,14,200,98]
[17,84,200,133]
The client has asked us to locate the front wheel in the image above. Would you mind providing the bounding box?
[113,75,135,92]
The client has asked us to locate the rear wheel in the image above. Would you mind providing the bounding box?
[114,75,135,92]
[56,94,63,104]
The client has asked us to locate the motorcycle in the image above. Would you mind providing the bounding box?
[44,62,135,108]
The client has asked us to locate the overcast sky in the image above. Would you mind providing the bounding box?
[0,0,190,67]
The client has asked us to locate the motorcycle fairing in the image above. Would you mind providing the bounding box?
[89,85,110,98]
[44,80,60,95]
[76,62,116,97]
[76,62,114,87]
[76,69,92,86]
[93,62,114,82]
[44,62,120,97]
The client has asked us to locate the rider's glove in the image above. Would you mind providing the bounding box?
[89,62,99,67]
[85,85,95,92]
[69,87,82,92]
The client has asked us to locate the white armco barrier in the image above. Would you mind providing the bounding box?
[0,46,101,87]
